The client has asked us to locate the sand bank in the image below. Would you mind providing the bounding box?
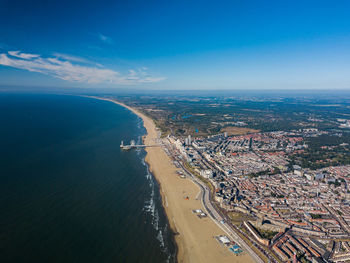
[92,97,254,263]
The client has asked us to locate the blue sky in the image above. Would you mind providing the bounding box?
[0,0,350,90]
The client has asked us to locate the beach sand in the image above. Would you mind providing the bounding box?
[94,97,254,263]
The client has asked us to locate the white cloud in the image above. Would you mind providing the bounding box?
[0,51,165,85]
[8,51,40,59]
[53,53,92,64]
[98,33,113,45]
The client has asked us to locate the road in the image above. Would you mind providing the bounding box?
[164,139,279,263]
[177,159,266,263]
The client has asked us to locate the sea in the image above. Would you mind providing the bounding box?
[0,93,176,263]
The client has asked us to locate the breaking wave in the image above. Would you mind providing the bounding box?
[141,155,174,261]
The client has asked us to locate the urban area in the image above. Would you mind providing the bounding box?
[163,128,350,263]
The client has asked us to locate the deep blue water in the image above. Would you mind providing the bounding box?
[0,94,176,263]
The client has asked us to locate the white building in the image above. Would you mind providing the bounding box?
[200,169,213,179]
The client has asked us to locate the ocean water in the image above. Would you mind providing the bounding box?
[0,94,176,263]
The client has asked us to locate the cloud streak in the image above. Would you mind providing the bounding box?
[98,33,113,45]
[8,50,40,59]
[0,51,165,85]
[52,53,93,64]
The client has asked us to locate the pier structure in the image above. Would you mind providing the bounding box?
[120,140,161,150]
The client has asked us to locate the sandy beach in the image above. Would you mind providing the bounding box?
[93,97,254,263]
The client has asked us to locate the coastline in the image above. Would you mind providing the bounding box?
[89,96,254,263]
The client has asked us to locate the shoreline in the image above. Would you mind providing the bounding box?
[86,96,180,260]
[85,96,180,260]
[88,96,254,263]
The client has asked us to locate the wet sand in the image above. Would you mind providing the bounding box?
[93,97,254,263]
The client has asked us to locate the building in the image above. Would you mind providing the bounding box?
[200,169,213,179]
[185,135,192,146]
[244,221,270,246]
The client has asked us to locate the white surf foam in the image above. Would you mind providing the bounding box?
[141,152,173,261]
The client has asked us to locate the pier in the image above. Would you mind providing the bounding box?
[120,140,161,150]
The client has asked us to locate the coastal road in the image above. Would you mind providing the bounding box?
[194,150,279,263]
[175,158,265,263]
[189,169,278,263]
[191,175,265,263]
